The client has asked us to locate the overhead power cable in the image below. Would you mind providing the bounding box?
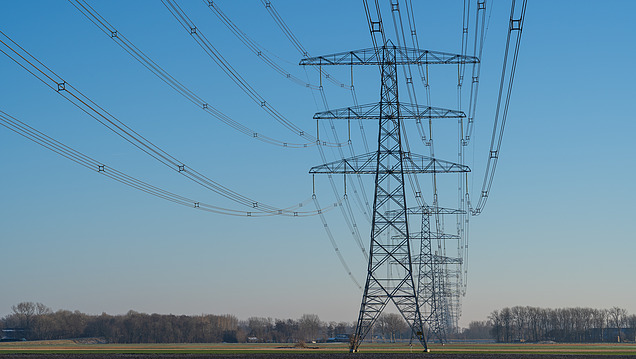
[258,0,350,89]
[209,0,371,268]
[68,0,314,149]
[362,0,386,51]
[313,194,363,290]
[161,0,346,148]
[470,0,527,215]
[205,0,324,91]
[0,30,337,217]
[260,0,374,199]
[388,1,429,211]
[457,0,489,293]
[387,1,443,258]
[260,0,372,156]
[208,0,374,225]
[464,0,488,144]
[257,1,373,258]
[214,0,372,272]
[0,109,340,217]
[402,0,433,110]
[401,0,434,140]
[387,2,439,270]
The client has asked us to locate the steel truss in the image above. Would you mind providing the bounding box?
[389,205,466,343]
[302,42,477,352]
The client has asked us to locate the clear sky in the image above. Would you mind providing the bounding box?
[1,0,635,329]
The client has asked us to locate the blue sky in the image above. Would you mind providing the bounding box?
[1,0,635,328]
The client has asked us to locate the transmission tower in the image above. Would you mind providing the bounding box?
[301,42,477,352]
[395,205,465,343]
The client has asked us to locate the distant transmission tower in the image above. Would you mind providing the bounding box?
[397,205,465,343]
[301,42,477,352]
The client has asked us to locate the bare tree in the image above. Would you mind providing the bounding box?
[246,317,272,342]
[626,315,636,342]
[11,302,36,328]
[462,321,493,339]
[298,314,321,342]
[592,309,608,342]
[489,310,502,342]
[10,302,50,338]
[511,306,528,341]
[377,313,407,342]
[608,307,627,342]
[501,307,512,342]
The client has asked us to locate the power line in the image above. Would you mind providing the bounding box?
[161,0,346,148]
[464,0,488,144]
[0,30,334,217]
[261,0,374,206]
[0,109,339,217]
[68,0,317,149]
[389,0,456,341]
[471,0,527,215]
[206,0,337,91]
[312,194,363,290]
[258,1,373,258]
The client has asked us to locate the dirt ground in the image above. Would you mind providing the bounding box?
[2,354,636,359]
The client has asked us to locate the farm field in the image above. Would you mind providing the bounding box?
[1,341,636,358]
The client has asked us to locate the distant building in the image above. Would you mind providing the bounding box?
[588,328,635,342]
[1,328,26,342]
[327,334,350,343]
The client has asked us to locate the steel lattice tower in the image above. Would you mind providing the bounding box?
[402,206,465,343]
[301,41,477,352]
[391,205,465,344]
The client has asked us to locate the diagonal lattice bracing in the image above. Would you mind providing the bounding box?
[314,103,465,121]
[309,152,470,175]
[300,46,479,66]
[303,42,478,352]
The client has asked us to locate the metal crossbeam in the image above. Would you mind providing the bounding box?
[314,103,465,120]
[413,254,463,266]
[300,46,479,66]
[392,232,460,241]
[391,253,463,266]
[386,206,467,216]
[309,152,470,174]
[304,41,479,353]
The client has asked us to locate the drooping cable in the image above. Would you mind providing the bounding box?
[464,0,488,144]
[205,0,373,224]
[403,0,433,108]
[161,0,346,148]
[389,1,429,211]
[313,194,363,290]
[258,1,373,258]
[0,30,337,217]
[204,0,321,91]
[388,2,445,272]
[260,0,374,217]
[471,0,527,215]
[0,109,340,217]
[67,0,317,149]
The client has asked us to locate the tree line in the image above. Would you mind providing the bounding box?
[6,302,633,343]
[1,302,413,343]
[488,306,636,343]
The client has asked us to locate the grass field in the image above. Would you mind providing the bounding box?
[1,341,636,356]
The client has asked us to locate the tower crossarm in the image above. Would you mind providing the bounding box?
[310,152,470,174]
[386,206,466,217]
[429,232,461,241]
[391,232,460,241]
[433,255,463,265]
[299,46,479,66]
[314,103,465,120]
[409,254,463,266]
